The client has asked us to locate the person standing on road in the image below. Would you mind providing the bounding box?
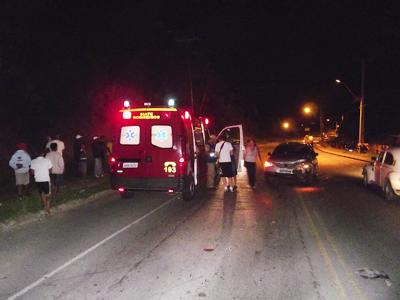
[45,143,64,196]
[205,134,217,188]
[9,143,31,199]
[30,152,52,215]
[244,138,262,189]
[215,135,234,192]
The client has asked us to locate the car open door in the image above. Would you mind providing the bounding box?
[216,125,244,172]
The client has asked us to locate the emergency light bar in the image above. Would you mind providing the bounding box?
[167,98,176,107]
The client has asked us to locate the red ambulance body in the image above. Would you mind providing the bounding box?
[110,101,243,201]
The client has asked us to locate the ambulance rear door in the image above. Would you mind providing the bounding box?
[145,120,180,184]
[118,123,148,180]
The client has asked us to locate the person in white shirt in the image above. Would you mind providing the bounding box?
[9,143,31,199]
[215,135,235,192]
[244,138,262,189]
[45,143,65,196]
[46,134,65,156]
[30,153,53,215]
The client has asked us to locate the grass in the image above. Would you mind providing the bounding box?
[0,177,110,223]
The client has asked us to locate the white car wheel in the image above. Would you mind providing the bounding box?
[384,181,399,201]
[363,173,369,187]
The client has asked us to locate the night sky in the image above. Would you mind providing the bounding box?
[1,0,400,149]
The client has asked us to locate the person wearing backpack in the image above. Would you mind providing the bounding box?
[215,135,234,192]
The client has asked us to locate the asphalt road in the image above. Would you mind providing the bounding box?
[1,143,400,300]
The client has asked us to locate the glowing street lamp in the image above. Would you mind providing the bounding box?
[303,106,311,115]
[335,61,366,149]
[282,121,290,130]
[302,104,324,140]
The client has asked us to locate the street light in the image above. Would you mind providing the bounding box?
[282,121,290,130]
[302,104,324,141]
[303,106,311,114]
[335,79,358,100]
[335,64,365,149]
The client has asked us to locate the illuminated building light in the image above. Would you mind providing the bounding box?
[144,102,152,107]
[184,111,191,120]
[205,117,210,125]
[167,189,174,193]
[123,111,132,119]
[118,187,125,192]
[179,157,185,163]
[123,100,130,108]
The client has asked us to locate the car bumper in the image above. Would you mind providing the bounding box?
[265,168,314,180]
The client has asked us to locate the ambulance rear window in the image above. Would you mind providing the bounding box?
[120,126,140,145]
[151,125,173,148]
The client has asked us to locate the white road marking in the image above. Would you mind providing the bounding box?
[7,199,173,300]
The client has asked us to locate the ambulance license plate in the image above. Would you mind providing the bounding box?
[123,162,138,168]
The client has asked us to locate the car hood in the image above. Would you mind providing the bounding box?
[270,155,308,164]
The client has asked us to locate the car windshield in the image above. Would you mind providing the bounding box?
[271,143,311,159]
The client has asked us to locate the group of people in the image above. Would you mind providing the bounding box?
[9,136,65,215]
[205,134,262,192]
[8,134,113,215]
[73,135,113,178]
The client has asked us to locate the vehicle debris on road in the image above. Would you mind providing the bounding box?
[355,268,392,287]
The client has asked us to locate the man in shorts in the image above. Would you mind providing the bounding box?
[215,135,235,192]
[45,143,65,196]
[30,152,53,215]
[9,143,31,199]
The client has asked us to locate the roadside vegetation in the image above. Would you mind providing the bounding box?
[0,177,109,222]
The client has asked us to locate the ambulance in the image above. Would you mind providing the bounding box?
[110,100,243,201]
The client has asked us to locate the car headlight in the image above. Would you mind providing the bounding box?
[264,161,274,168]
[296,162,312,171]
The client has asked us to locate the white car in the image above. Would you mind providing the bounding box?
[362,147,400,200]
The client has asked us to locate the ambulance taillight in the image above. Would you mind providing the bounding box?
[178,157,186,175]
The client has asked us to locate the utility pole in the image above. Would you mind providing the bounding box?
[359,59,365,146]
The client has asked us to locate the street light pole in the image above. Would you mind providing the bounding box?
[335,60,366,150]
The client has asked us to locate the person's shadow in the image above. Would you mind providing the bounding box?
[221,191,237,238]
